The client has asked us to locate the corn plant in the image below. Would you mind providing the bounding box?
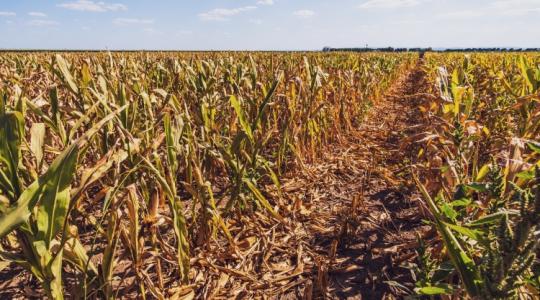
[414,52,540,298]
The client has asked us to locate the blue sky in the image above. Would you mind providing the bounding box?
[0,0,538,50]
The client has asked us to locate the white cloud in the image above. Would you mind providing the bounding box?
[249,18,263,24]
[504,7,540,15]
[28,12,47,17]
[493,0,540,8]
[199,6,257,21]
[492,0,540,15]
[28,20,59,26]
[437,10,485,19]
[293,10,315,18]
[359,0,422,9]
[58,0,127,12]
[113,18,154,25]
[257,0,274,5]
[436,1,540,19]
[0,11,16,17]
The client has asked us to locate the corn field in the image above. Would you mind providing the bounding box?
[0,51,538,299]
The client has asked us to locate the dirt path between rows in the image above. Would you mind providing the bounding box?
[274,59,433,299]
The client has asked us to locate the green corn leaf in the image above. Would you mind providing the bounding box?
[0,110,24,202]
[463,182,488,193]
[449,198,472,207]
[519,56,534,92]
[414,174,482,296]
[416,284,454,295]
[443,222,486,243]
[47,246,64,300]
[527,141,540,154]
[0,144,79,241]
[164,113,177,172]
[101,210,120,299]
[466,210,519,228]
[32,239,64,300]
[117,83,129,129]
[251,72,282,133]
[243,178,282,221]
[230,95,253,142]
[441,203,458,221]
[516,169,535,180]
[0,106,127,239]
[36,187,75,248]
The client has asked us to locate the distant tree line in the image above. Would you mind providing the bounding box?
[322,47,431,52]
[439,48,540,52]
[322,47,540,52]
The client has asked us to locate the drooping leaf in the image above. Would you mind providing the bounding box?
[0,144,79,241]
[413,175,482,296]
[466,210,519,228]
[230,95,253,142]
[0,106,127,239]
[0,110,24,202]
[243,178,282,221]
[54,54,79,95]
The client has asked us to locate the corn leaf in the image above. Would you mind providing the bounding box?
[414,175,482,296]
[0,110,24,202]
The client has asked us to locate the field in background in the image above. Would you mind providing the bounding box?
[0,51,538,299]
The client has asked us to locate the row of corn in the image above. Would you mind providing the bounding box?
[0,52,414,298]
